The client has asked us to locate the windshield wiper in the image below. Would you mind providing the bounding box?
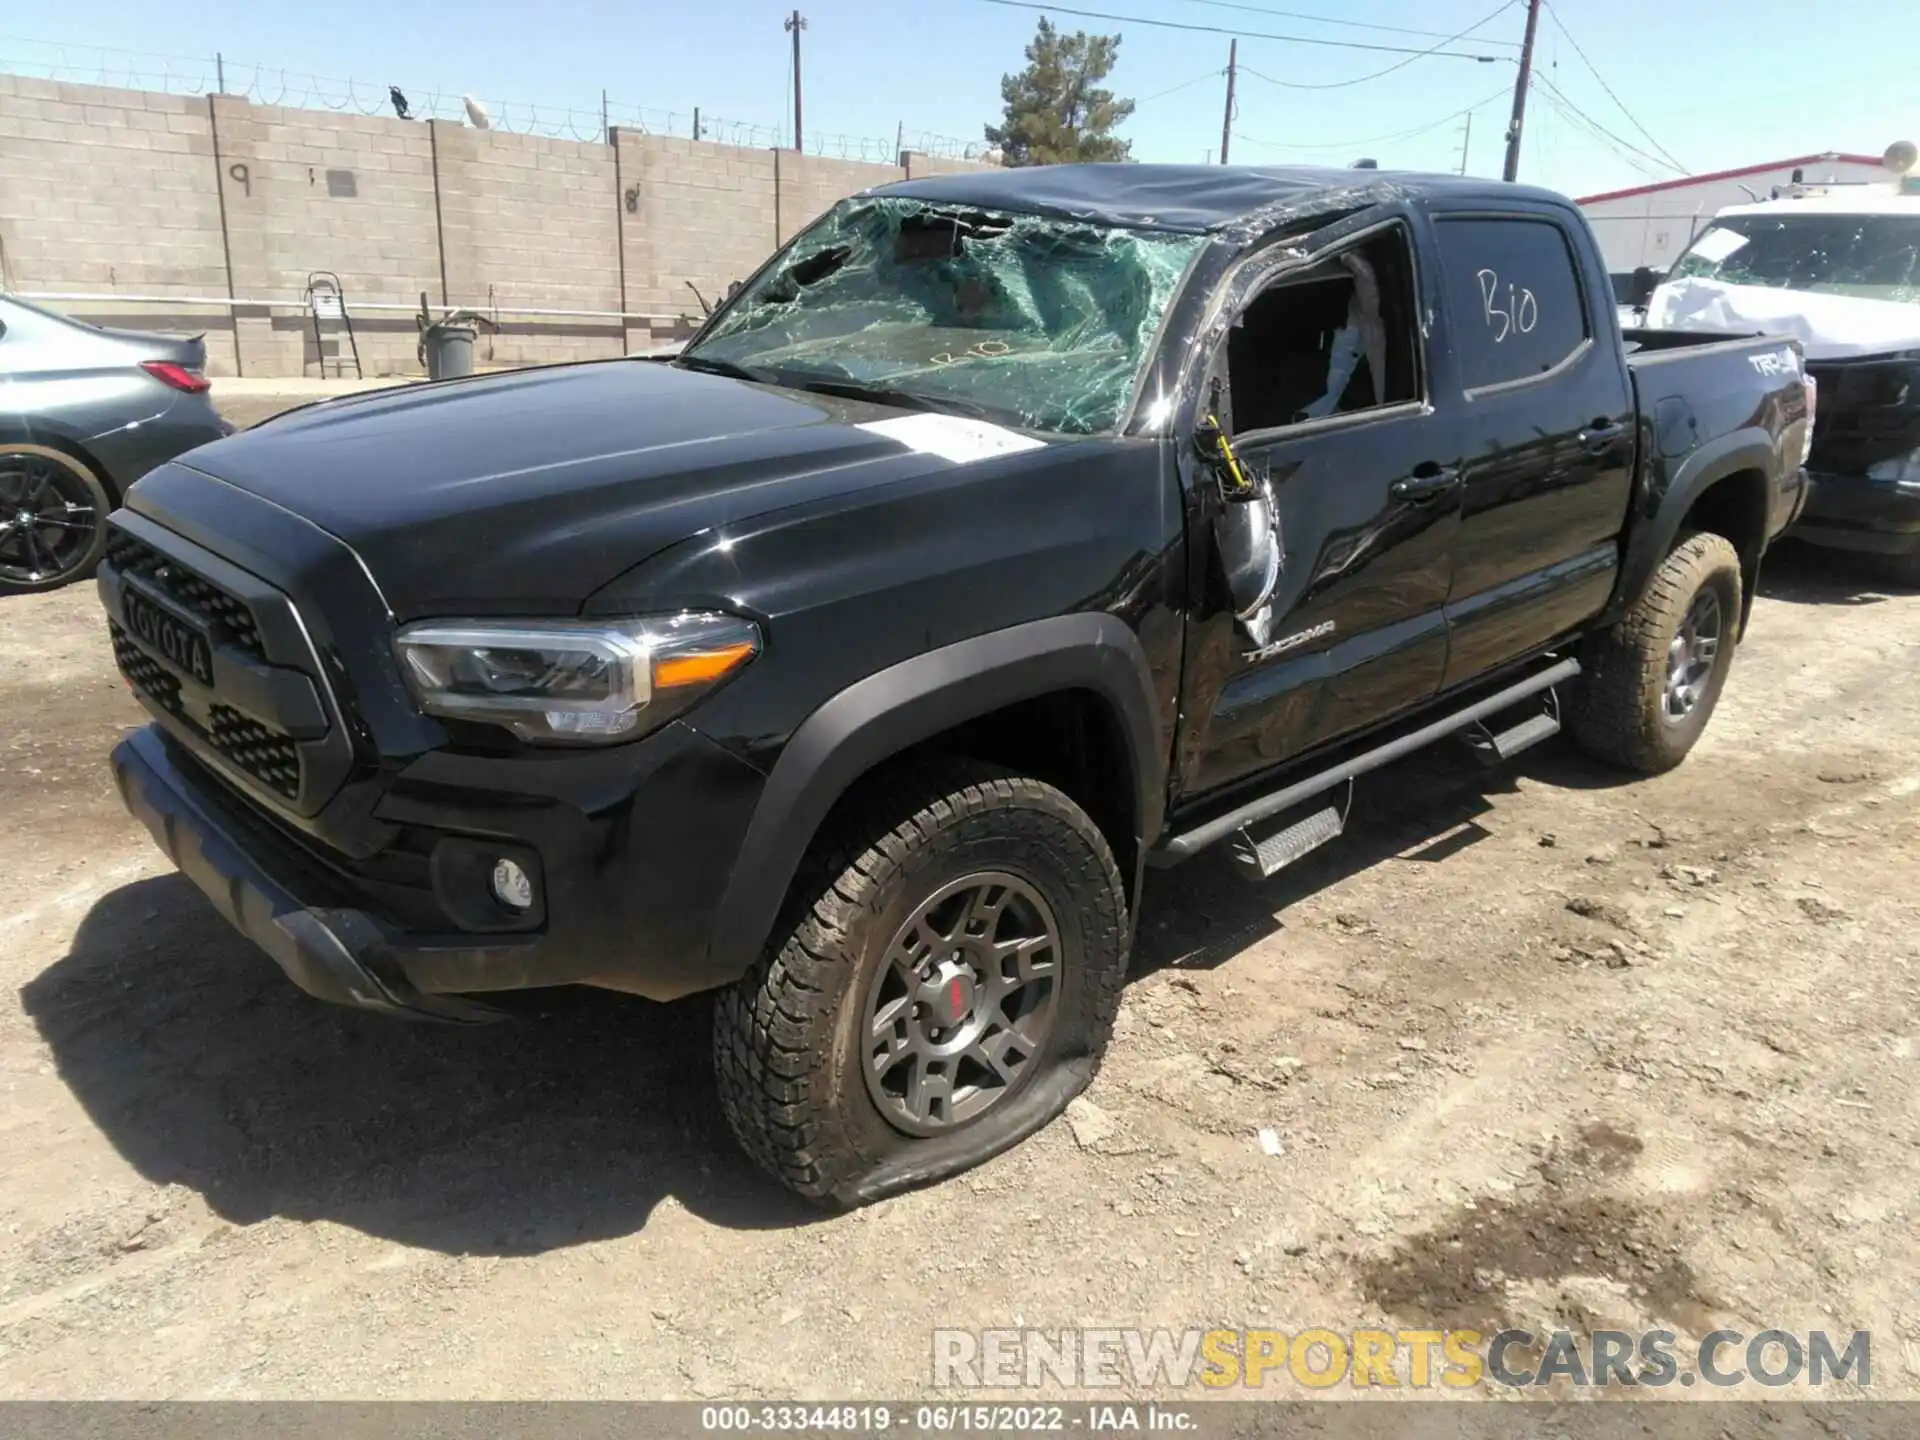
[675,354,774,384]
[779,376,996,421]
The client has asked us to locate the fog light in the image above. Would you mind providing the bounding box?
[490,857,534,911]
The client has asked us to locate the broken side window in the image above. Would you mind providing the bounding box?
[1223,224,1423,434]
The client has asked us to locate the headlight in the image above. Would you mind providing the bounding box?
[394,612,760,745]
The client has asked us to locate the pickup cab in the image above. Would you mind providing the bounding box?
[98,166,1812,1205]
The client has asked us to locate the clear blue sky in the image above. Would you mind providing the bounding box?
[8,0,1914,197]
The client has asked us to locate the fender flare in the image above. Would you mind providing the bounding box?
[706,613,1164,981]
[1614,427,1777,624]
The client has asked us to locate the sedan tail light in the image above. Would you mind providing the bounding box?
[140,360,211,394]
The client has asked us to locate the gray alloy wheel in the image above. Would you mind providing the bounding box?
[712,758,1129,1207]
[0,446,112,593]
[1567,530,1742,775]
[1662,587,1722,723]
[859,870,1062,1136]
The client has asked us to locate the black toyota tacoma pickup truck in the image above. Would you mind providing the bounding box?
[99,166,1812,1205]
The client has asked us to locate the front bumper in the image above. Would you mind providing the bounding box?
[1791,470,1920,556]
[112,727,497,1021]
[112,719,769,1019]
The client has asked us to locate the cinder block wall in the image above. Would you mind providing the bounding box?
[0,74,1000,379]
[210,97,441,377]
[778,153,903,244]
[0,76,232,356]
[619,134,781,346]
[433,123,623,368]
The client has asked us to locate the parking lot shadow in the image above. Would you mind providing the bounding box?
[21,875,821,1256]
[1759,540,1916,606]
[1131,738,1537,978]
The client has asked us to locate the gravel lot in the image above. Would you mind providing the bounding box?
[2,391,1916,1399]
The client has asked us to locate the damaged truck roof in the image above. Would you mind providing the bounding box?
[866,163,1570,237]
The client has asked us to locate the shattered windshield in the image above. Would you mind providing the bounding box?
[1670,213,1920,303]
[680,198,1206,434]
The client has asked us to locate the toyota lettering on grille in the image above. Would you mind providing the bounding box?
[123,585,215,688]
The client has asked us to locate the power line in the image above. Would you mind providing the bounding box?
[1134,66,1227,105]
[1542,0,1685,173]
[1171,0,1521,47]
[1532,80,1668,179]
[1234,0,1518,90]
[962,0,1514,63]
[1231,83,1513,154]
[1535,73,1680,175]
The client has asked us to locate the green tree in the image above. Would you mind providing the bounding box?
[985,18,1135,167]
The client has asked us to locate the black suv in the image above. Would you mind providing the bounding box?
[100,166,1811,1205]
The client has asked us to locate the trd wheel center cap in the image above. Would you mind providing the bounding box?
[918,959,976,1029]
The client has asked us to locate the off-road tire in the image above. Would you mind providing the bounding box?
[713,757,1129,1208]
[1568,531,1743,774]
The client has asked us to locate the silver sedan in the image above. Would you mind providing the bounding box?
[1,296,231,593]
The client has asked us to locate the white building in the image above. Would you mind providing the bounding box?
[1577,152,1887,283]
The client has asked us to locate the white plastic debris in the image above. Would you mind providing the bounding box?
[1256,1127,1285,1157]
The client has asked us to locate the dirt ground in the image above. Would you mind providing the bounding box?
[1,392,1916,1400]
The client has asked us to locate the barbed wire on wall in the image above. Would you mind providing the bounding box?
[0,34,985,159]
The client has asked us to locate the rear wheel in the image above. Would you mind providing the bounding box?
[713,758,1129,1207]
[1568,532,1743,774]
[0,446,112,594]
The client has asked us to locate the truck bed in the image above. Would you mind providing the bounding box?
[1620,326,1779,358]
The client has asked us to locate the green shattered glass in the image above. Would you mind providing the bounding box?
[686,198,1206,435]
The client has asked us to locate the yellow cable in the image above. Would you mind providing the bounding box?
[1206,413,1255,498]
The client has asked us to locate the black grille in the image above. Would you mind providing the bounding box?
[111,620,301,800]
[208,704,301,799]
[110,624,182,709]
[105,528,263,656]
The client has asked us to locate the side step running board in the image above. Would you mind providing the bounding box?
[1229,780,1352,880]
[1154,656,1581,863]
[1461,686,1563,765]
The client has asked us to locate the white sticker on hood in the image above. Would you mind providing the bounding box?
[857,414,1046,465]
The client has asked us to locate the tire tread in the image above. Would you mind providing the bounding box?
[713,757,1127,1203]
[1567,531,1741,774]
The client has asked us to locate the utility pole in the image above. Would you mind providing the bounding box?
[1458,110,1473,175]
[1219,39,1237,165]
[1501,0,1542,182]
[785,10,807,153]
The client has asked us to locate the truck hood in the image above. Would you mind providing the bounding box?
[1647,277,1920,362]
[175,360,996,617]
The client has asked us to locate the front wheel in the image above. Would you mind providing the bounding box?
[713,759,1129,1207]
[1567,531,1743,774]
[0,445,113,594]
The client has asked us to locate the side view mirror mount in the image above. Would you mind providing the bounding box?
[1629,265,1661,309]
[1194,415,1261,504]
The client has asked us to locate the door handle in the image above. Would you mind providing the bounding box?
[1579,421,1628,454]
[1390,465,1461,502]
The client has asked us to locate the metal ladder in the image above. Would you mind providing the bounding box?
[304,271,363,379]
